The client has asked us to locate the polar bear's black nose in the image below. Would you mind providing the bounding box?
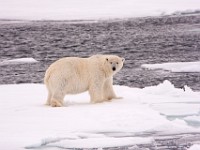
[112,67,116,71]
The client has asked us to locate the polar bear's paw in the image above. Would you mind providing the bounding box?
[51,99,64,107]
[106,96,123,101]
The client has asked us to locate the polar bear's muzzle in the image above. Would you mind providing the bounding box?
[112,67,116,71]
[111,63,118,71]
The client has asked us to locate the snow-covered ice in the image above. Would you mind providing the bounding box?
[188,144,200,150]
[184,116,200,127]
[0,0,200,20]
[0,58,38,66]
[0,80,200,149]
[142,80,200,116]
[142,61,200,73]
[26,136,153,149]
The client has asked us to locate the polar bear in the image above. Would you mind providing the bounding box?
[44,55,125,107]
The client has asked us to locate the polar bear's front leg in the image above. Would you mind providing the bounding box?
[103,77,120,101]
[89,80,105,103]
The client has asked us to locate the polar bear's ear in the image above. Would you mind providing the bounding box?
[122,58,125,62]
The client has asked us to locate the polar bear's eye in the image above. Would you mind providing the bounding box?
[116,62,118,64]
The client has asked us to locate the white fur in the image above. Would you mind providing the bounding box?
[44,55,125,107]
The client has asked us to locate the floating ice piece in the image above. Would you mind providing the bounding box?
[0,58,38,66]
[142,61,200,73]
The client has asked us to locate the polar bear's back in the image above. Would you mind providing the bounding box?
[44,57,89,83]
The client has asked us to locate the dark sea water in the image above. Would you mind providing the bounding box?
[0,15,200,91]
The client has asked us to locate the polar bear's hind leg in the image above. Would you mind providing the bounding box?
[49,80,66,107]
[46,91,52,105]
[51,91,65,107]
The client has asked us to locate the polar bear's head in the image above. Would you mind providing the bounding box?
[105,55,125,75]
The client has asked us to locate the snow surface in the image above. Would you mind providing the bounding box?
[188,144,200,150]
[0,0,200,20]
[0,58,38,66]
[142,61,200,73]
[0,80,200,149]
